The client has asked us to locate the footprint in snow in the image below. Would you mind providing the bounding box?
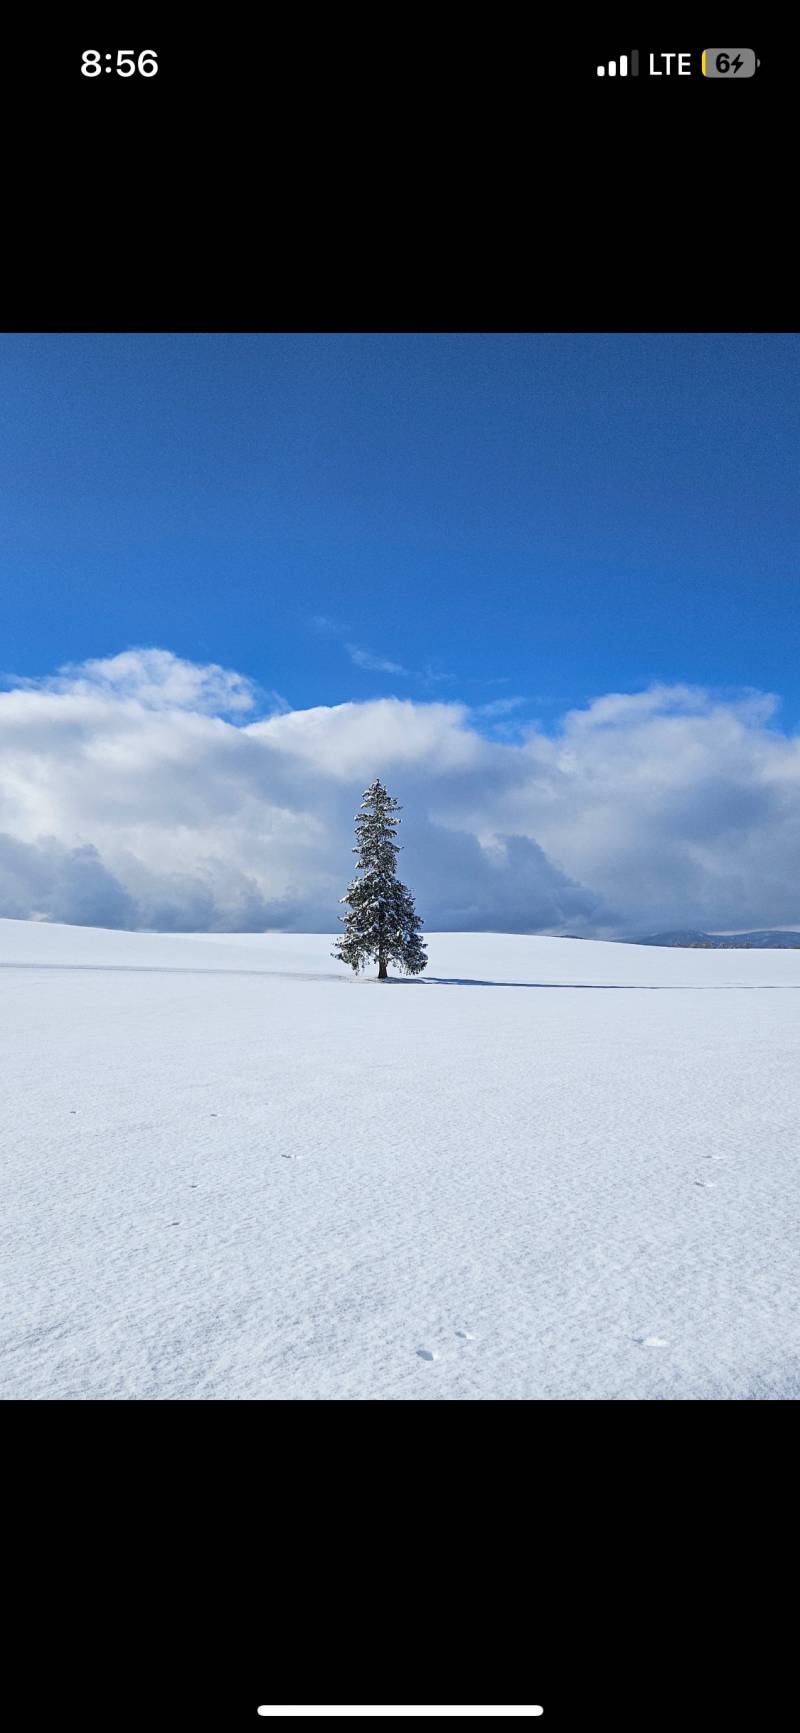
[416,1347,439,1362]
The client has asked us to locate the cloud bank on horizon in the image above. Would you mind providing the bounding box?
[1,648,799,936]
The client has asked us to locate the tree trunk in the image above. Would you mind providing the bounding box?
[378,903,387,977]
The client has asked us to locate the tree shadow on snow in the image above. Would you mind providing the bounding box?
[395,976,646,988]
[390,976,798,990]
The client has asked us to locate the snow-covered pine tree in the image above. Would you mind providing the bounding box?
[332,779,428,979]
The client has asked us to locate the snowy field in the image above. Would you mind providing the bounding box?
[3,916,800,1400]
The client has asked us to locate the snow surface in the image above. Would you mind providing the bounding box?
[3,917,800,1400]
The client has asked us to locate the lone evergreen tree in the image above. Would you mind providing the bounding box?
[333,780,428,980]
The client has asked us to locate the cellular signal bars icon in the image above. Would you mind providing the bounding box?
[597,52,639,76]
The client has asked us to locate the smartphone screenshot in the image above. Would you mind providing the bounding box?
[1,29,790,1733]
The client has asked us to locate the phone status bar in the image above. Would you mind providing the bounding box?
[594,49,760,80]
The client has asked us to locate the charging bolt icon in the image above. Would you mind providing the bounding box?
[702,49,759,77]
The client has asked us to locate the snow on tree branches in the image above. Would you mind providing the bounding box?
[332,779,428,980]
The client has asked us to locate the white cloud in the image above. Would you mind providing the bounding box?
[9,646,267,716]
[345,644,408,675]
[314,626,448,687]
[560,683,779,734]
[1,650,800,935]
[310,614,349,636]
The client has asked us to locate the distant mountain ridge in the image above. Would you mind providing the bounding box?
[631,929,800,949]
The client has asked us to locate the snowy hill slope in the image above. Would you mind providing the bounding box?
[6,916,800,985]
[3,918,800,1399]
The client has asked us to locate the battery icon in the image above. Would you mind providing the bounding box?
[702,48,759,77]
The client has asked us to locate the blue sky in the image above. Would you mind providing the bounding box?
[2,331,797,726]
[1,332,798,936]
